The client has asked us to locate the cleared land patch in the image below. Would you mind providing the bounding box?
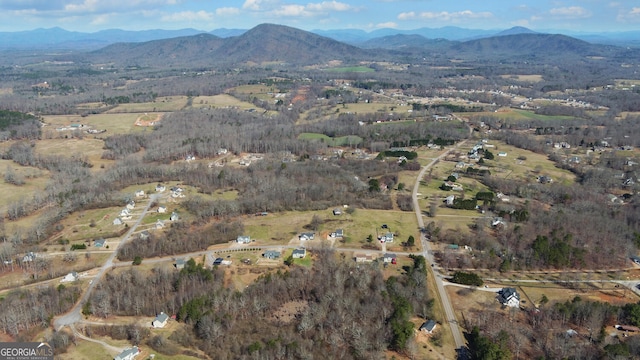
[191,94,259,110]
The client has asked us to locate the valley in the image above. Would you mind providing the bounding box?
[0,23,640,360]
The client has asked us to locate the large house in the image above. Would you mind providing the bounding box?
[497,287,520,308]
[298,232,315,241]
[236,235,251,244]
[380,232,394,243]
[60,271,78,283]
[152,312,169,328]
[114,346,139,360]
[292,248,307,259]
[263,250,281,260]
[354,253,375,263]
[383,253,397,264]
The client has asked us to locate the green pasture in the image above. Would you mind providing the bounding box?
[191,94,258,109]
[467,109,578,122]
[105,96,188,113]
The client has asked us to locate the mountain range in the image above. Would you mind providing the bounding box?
[1,25,639,51]
[4,23,639,68]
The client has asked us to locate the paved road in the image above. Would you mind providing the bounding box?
[53,194,161,330]
[413,141,469,351]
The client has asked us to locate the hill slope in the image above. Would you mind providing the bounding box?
[214,23,369,65]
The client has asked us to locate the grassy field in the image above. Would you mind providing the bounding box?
[106,96,189,113]
[52,206,124,243]
[35,138,114,170]
[499,74,544,83]
[55,113,147,134]
[242,211,318,244]
[325,66,375,73]
[191,94,258,109]
[298,132,363,146]
[231,84,278,95]
[468,109,578,122]
[482,141,576,185]
[0,159,50,213]
[63,340,116,360]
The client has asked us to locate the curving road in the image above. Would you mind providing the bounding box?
[413,141,469,351]
[53,194,161,330]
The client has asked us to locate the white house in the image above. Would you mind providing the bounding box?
[497,287,520,308]
[236,235,251,244]
[22,252,36,262]
[170,212,179,221]
[155,219,165,229]
[134,190,145,197]
[157,206,167,214]
[114,346,139,360]
[381,232,394,243]
[152,312,169,328]
[444,195,456,206]
[292,248,307,259]
[60,271,78,283]
[113,218,123,225]
[298,232,315,241]
[155,184,166,192]
[126,201,135,210]
[120,209,131,217]
[383,253,397,264]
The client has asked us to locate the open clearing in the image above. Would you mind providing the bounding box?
[468,109,578,122]
[191,94,258,109]
[0,159,49,212]
[325,66,375,73]
[106,96,189,113]
[500,74,544,83]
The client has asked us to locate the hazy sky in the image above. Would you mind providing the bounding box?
[0,0,639,33]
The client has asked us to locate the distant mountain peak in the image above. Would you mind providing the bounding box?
[496,26,538,36]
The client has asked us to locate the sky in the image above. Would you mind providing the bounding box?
[0,0,639,33]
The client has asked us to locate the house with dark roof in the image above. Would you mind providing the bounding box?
[152,312,169,328]
[420,319,437,334]
[263,250,281,260]
[292,248,307,259]
[299,232,315,241]
[175,258,186,269]
[383,253,397,264]
[497,287,520,308]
